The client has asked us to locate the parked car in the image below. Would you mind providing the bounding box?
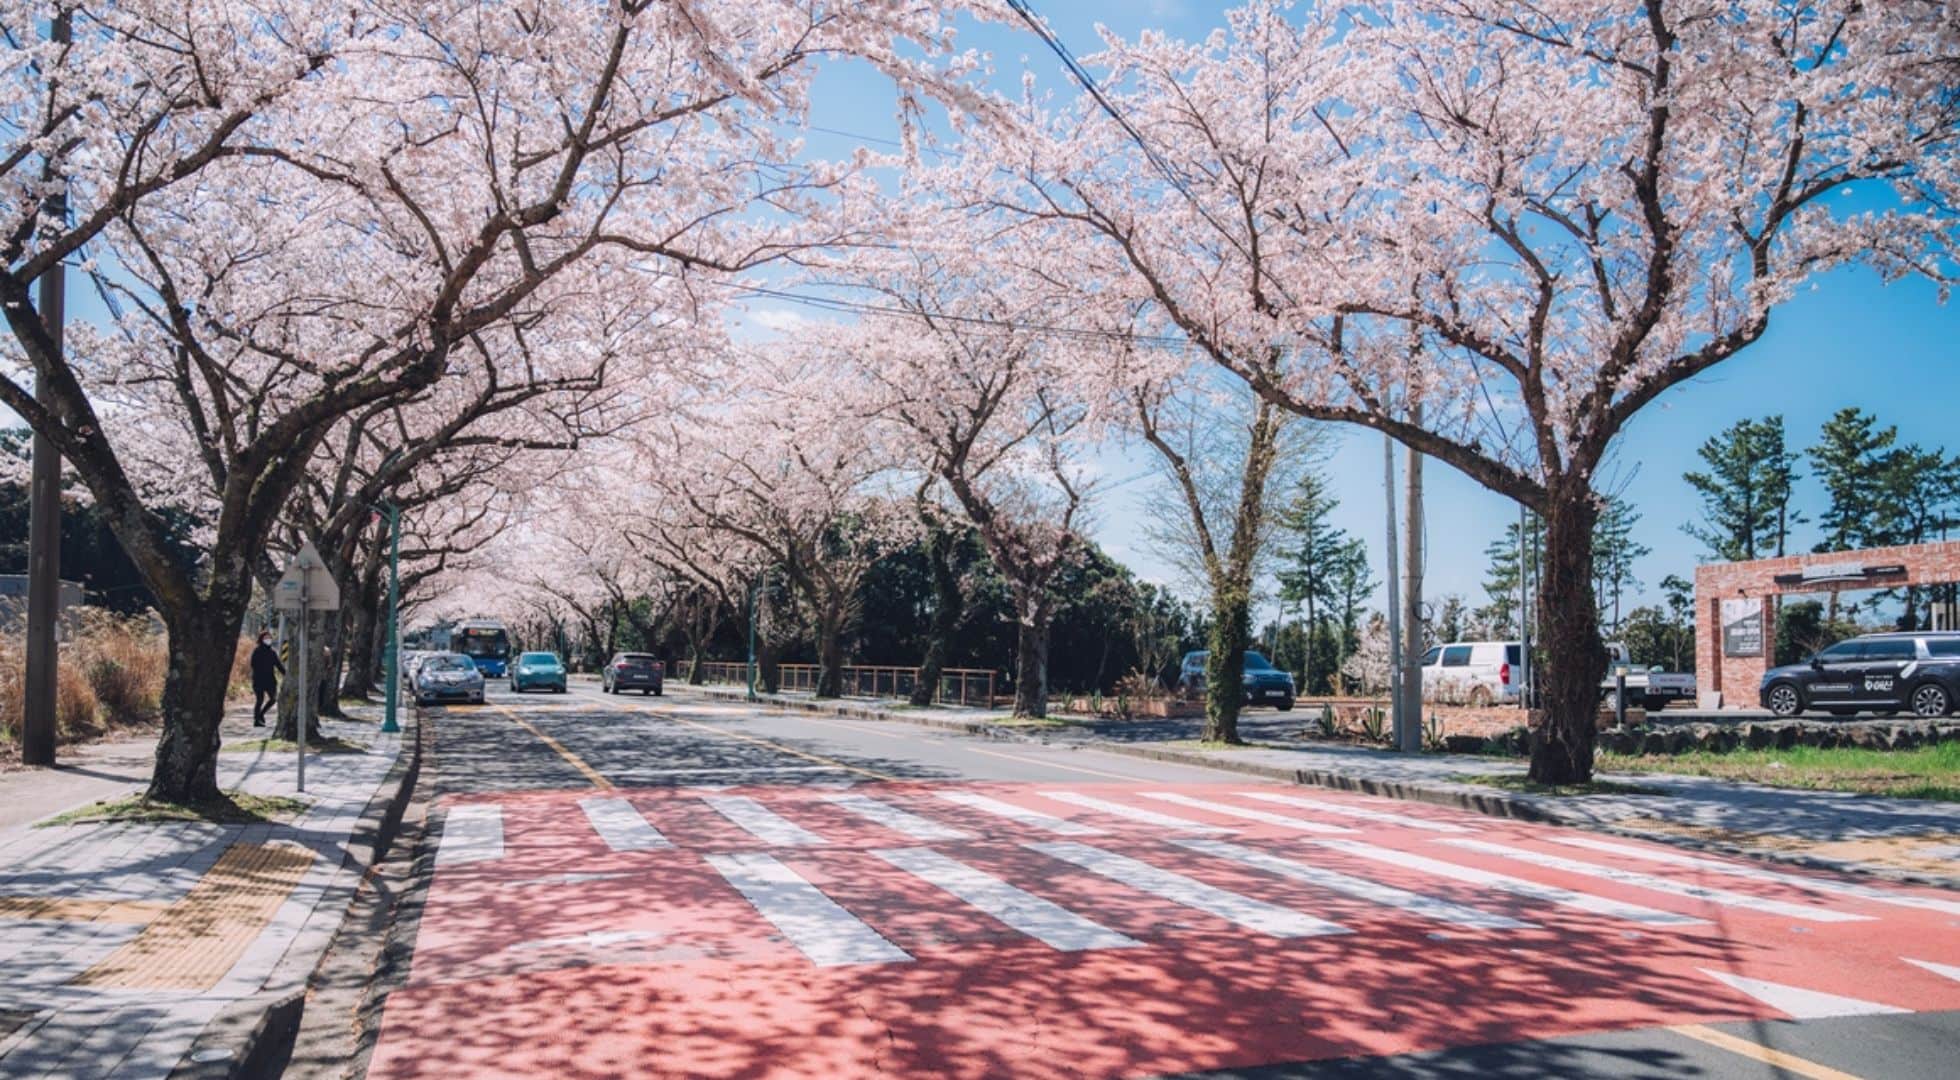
[414,653,485,706]
[1600,642,1697,712]
[1177,650,1296,710]
[1418,641,1521,706]
[511,651,569,694]
[1760,631,1960,719]
[603,652,664,696]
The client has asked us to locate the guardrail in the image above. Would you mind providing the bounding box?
[674,661,997,707]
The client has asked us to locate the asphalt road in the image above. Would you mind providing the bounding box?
[358,681,1960,1079]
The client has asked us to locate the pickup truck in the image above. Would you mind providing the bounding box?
[1600,643,1696,712]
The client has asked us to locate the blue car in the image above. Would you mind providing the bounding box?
[511,651,569,694]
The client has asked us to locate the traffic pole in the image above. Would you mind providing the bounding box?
[381,502,401,734]
[297,578,308,794]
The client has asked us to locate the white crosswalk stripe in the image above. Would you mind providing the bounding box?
[821,794,971,841]
[1140,792,1355,834]
[936,792,1104,836]
[705,852,912,967]
[1317,840,1707,926]
[1029,841,1349,938]
[578,797,671,852]
[701,795,825,846]
[1242,792,1474,833]
[437,804,504,867]
[1438,839,1870,923]
[1699,969,1906,1019]
[1175,839,1533,930]
[1040,792,1233,833]
[875,847,1139,952]
[1547,835,1960,917]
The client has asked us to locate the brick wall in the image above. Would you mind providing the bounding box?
[1692,540,1960,708]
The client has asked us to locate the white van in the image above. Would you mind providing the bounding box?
[1419,641,1522,706]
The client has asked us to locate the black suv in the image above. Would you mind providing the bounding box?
[1177,650,1296,711]
[1759,632,1960,718]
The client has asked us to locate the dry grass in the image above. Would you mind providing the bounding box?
[0,636,104,746]
[73,611,167,722]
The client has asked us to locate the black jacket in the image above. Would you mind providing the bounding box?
[250,642,284,691]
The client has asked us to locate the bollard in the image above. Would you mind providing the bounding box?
[1614,669,1628,729]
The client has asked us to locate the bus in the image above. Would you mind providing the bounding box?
[453,619,513,677]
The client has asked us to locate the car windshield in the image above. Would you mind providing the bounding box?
[1243,652,1274,670]
[520,653,558,665]
[619,654,657,665]
[426,655,475,672]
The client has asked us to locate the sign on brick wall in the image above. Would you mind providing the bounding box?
[1721,598,1764,658]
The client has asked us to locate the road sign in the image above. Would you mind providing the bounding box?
[272,541,340,612]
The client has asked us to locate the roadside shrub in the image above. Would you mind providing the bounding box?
[74,611,167,723]
[0,636,104,744]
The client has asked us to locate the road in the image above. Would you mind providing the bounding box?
[359,682,1960,1079]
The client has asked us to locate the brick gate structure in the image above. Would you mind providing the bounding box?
[1693,541,1960,709]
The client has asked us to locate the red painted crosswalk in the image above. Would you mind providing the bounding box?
[369,782,1960,1079]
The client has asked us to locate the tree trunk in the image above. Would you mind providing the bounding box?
[1202,585,1250,744]
[911,525,961,706]
[687,638,708,685]
[1012,597,1053,719]
[1528,482,1606,785]
[147,607,245,804]
[815,600,846,699]
[339,591,380,700]
[758,637,782,694]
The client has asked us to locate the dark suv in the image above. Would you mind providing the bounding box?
[603,653,665,696]
[1760,632,1960,719]
[1178,650,1296,711]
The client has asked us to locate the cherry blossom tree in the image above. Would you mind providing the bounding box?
[642,349,909,699]
[968,0,1960,781]
[830,253,1101,718]
[3,0,995,802]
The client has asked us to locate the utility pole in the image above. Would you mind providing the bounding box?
[745,577,759,702]
[1382,433,1403,737]
[22,9,71,768]
[1519,503,1534,711]
[1398,405,1425,753]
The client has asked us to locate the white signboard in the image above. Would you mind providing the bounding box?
[272,541,341,612]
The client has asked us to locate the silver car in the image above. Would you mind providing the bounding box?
[414,653,485,706]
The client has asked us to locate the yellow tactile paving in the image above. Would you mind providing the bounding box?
[73,842,315,990]
[0,897,170,925]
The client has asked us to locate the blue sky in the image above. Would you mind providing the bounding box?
[776,1,1960,624]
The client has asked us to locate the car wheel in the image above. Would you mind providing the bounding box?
[1911,683,1951,718]
[1642,697,1669,713]
[1766,683,1802,718]
[642,688,651,696]
[1276,697,1293,712]
[653,687,663,697]
[1601,689,1622,714]
[1468,686,1493,708]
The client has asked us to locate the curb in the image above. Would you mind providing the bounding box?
[169,716,427,1080]
[681,685,1960,893]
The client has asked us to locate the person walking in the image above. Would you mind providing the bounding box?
[251,630,284,727]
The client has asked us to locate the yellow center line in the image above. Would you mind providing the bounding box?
[961,745,1146,781]
[493,704,614,791]
[1668,1024,1864,1080]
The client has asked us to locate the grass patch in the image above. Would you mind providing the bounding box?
[1163,738,1269,752]
[224,737,367,755]
[1600,741,1960,801]
[41,791,311,827]
[1459,773,1667,797]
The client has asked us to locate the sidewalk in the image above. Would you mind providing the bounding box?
[0,704,413,1079]
[679,684,1960,889]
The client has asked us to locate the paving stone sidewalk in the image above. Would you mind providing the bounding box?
[678,684,1960,888]
[0,705,406,1079]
